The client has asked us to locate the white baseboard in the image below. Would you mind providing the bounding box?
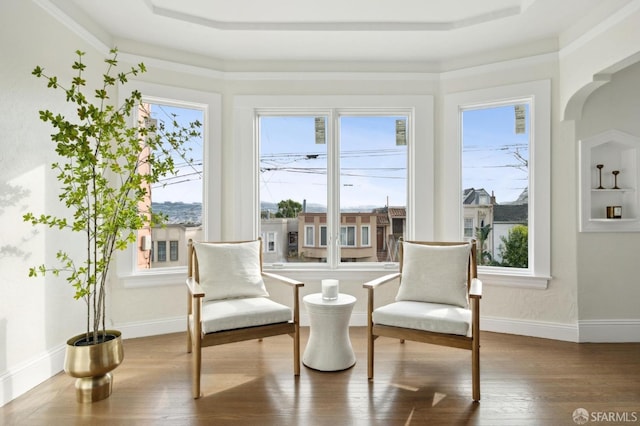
[480,316,579,342]
[114,315,640,343]
[0,343,65,408]
[114,316,186,339]
[578,319,640,342]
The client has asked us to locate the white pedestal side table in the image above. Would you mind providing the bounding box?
[302,293,357,371]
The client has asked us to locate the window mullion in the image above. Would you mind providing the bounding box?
[327,109,340,268]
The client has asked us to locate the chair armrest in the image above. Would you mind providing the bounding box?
[262,272,303,327]
[262,272,304,288]
[186,277,205,298]
[363,272,401,290]
[469,278,482,299]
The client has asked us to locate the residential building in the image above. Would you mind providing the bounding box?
[493,194,529,264]
[150,225,203,268]
[261,218,298,263]
[298,212,379,262]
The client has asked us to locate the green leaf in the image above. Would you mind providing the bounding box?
[26,48,202,339]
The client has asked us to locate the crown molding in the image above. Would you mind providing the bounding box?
[559,0,640,59]
[147,0,523,32]
[33,0,111,55]
[31,0,557,82]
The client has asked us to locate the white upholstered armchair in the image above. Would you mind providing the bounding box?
[185,238,304,399]
[363,239,482,401]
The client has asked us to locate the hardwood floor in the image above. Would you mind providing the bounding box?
[2,328,639,425]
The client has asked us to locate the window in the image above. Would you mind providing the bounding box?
[304,225,314,247]
[157,241,167,262]
[320,225,328,246]
[361,225,370,246]
[462,104,529,268]
[169,240,179,261]
[264,232,276,252]
[136,102,203,271]
[443,81,550,288]
[259,112,410,265]
[464,218,474,238]
[340,226,356,247]
[234,95,434,271]
[117,81,221,287]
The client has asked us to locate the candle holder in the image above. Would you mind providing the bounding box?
[596,164,604,189]
[612,170,620,189]
[321,279,339,301]
[606,206,622,219]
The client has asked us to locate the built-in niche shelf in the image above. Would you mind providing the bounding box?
[579,129,640,232]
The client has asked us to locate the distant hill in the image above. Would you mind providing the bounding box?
[153,201,389,225]
[261,201,382,214]
[152,202,202,225]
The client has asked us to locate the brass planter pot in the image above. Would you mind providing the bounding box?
[64,330,124,403]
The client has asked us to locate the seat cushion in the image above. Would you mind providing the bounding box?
[201,297,292,334]
[193,240,269,302]
[396,242,470,308]
[373,301,471,336]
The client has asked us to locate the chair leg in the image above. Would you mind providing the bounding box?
[193,335,202,399]
[471,298,480,402]
[186,295,192,354]
[293,323,300,376]
[186,321,192,354]
[367,328,374,380]
[367,288,374,380]
[472,332,480,401]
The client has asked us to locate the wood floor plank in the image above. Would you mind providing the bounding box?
[2,328,639,425]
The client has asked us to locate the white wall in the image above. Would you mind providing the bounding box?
[0,0,107,406]
[576,62,640,322]
[559,2,640,342]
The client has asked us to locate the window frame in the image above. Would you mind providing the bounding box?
[464,217,474,239]
[233,95,434,272]
[320,225,328,247]
[443,80,551,289]
[169,240,179,261]
[304,225,315,247]
[361,225,371,247]
[340,225,357,247]
[265,232,276,253]
[117,81,222,288]
[156,241,167,262]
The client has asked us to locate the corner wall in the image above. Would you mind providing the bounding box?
[0,0,105,406]
[574,62,640,342]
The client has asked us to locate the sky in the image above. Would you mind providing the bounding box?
[462,104,530,204]
[260,115,408,211]
[149,104,530,208]
[149,103,204,204]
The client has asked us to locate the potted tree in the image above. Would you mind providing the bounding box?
[23,48,201,402]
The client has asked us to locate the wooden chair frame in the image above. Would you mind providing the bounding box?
[363,239,482,401]
[186,238,304,399]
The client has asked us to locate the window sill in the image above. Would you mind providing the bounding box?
[265,265,550,289]
[478,270,550,289]
[120,267,186,288]
[118,265,550,290]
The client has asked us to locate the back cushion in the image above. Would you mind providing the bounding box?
[193,240,269,302]
[395,242,470,308]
